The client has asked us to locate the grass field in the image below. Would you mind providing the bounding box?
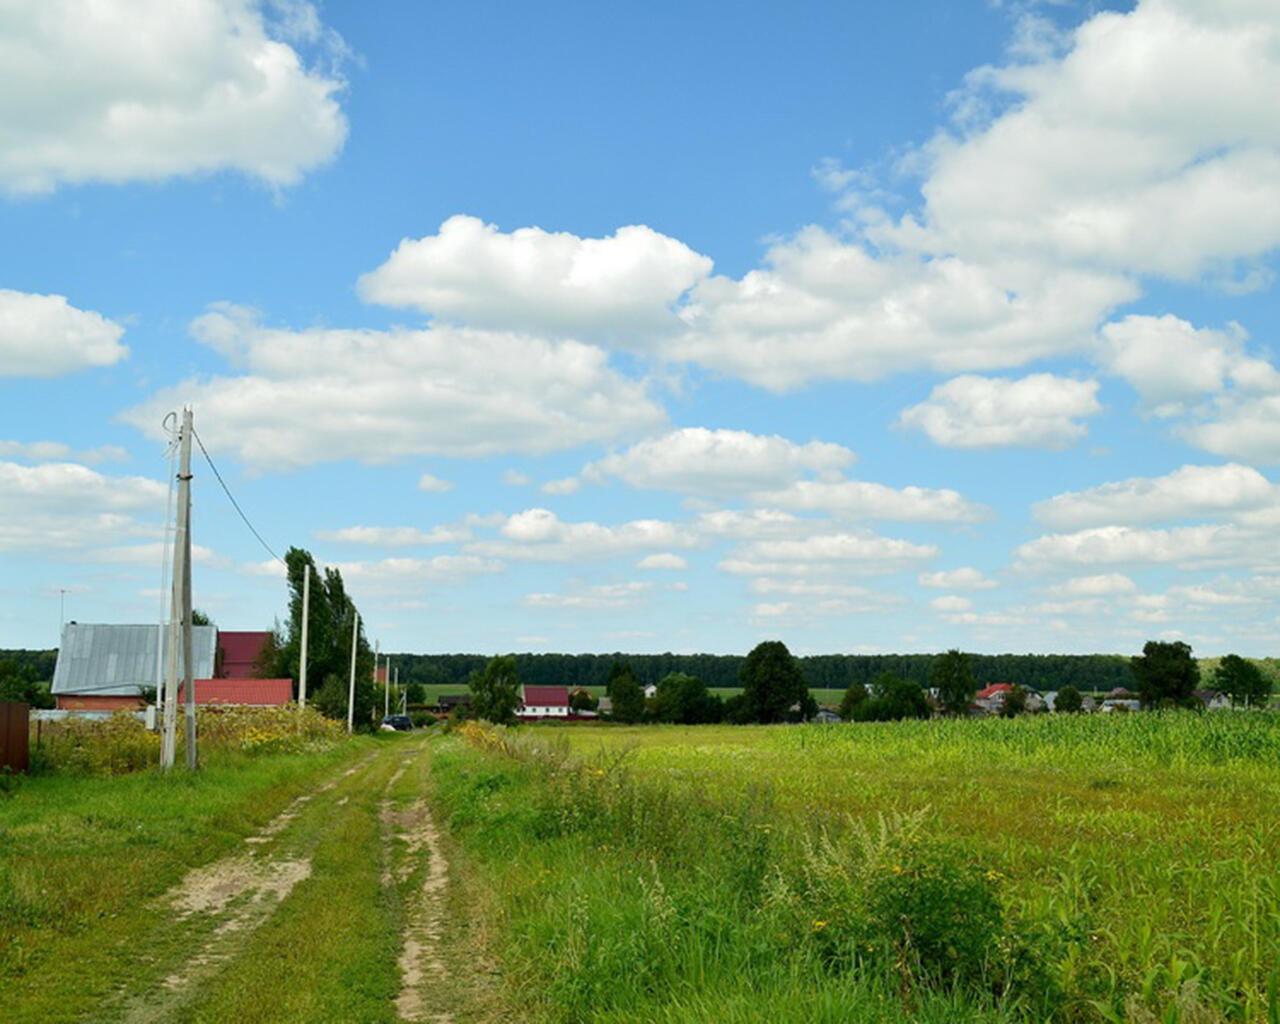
[431,713,1280,1022]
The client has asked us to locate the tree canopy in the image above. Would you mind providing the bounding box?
[469,655,520,724]
[1213,654,1271,708]
[932,649,976,716]
[740,641,812,723]
[851,672,929,722]
[271,546,376,726]
[607,659,646,723]
[651,672,723,724]
[1055,685,1084,713]
[1131,640,1199,709]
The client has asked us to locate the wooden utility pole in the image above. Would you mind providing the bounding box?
[346,611,359,734]
[298,562,311,709]
[383,650,390,719]
[161,408,194,771]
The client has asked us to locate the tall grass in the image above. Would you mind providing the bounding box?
[434,714,1280,1022]
[28,705,342,776]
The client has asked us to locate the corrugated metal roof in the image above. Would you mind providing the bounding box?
[178,679,293,706]
[52,623,218,696]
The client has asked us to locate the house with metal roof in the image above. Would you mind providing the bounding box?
[52,622,219,711]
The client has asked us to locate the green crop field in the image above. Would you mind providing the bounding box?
[433,713,1280,1022]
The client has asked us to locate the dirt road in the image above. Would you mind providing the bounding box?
[68,736,497,1024]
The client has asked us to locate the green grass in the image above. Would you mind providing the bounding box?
[432,713,1280,1022]
[0,737,409,1022]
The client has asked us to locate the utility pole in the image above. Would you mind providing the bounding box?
[346,611,359,734]
[162,408,194,771]
[298,562,310,709]
[383,650,390,719]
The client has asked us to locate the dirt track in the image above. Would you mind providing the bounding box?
[96,738,491,1024]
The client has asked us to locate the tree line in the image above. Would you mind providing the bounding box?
[388,650,1137,693]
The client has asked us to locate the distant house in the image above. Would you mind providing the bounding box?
[519,685,570,720]
[1193,689,1231,710]
[642,683,658,699]
[52,623,218,711]
[178,678,293,707]
[811,708,841,724]
[1102,697,1141,713]
[975,683,1014,713]
[437,694,472,715]
[216,631,272,678]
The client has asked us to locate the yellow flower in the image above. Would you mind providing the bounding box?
[811,919,828,931]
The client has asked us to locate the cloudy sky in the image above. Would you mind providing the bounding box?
[3,0,1279,658]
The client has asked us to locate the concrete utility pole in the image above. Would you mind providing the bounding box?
[298,562,311,709]
[162,408,195,771]
[346,611,359,734]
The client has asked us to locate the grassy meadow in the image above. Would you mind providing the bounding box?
[432,713,1280,1023]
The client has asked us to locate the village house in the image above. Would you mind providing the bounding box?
[518,685,571,720]
[974,683,1014,714]
[51,623,292,711]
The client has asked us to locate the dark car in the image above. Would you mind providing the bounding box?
[380,714,413,732]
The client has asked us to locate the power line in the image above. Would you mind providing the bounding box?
[190,426,286,567]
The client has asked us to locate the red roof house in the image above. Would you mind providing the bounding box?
[217,631,272,678]
[519,685,570,720]
[975,683,1014,712]
[178,678,293,706]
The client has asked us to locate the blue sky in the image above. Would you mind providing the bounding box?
[3,0,1279,659]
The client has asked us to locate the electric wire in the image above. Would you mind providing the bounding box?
[190,426,287,567]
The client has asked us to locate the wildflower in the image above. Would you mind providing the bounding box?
[812,919,828,931]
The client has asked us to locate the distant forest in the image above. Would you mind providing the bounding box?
[386,651,1136,694]
[8,646,1230,696]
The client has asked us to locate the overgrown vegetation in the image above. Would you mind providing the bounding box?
[28,705,342,776]
[434,714,1280,1022]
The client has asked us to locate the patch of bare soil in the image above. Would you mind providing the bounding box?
[392,795,452,1023]
[118,754,375,1023]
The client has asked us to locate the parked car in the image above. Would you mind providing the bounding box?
[380,714,413,731]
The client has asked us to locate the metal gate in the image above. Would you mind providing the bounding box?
[1,702,30,773]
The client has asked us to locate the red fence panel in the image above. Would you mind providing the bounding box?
[1,702,30,773]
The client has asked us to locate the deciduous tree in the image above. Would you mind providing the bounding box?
[1131,640,1199,709]
[1213,654,1270,708]
[1055,685,1083,713]
[607,659,646,723]
[932,649,977,716]
[469,655,520,724]
[740,641,811,723]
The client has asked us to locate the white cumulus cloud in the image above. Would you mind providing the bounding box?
[1033,463,1276,530]
[0,0,348,193]
[468,509,694,562]
[0,290,127,377]
[0,460,166,553]
[898,374,1101,449]
[124,305,665,470]
[918,567,997,590]
[581,427,854,498]
[357,215,712,337]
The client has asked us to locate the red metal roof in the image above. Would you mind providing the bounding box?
[522,685,569,707]
[178,678,293,706]
[975,683,1014,699]
[217,631,272,678]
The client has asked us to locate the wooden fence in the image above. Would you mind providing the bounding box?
[1,701,30,772]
